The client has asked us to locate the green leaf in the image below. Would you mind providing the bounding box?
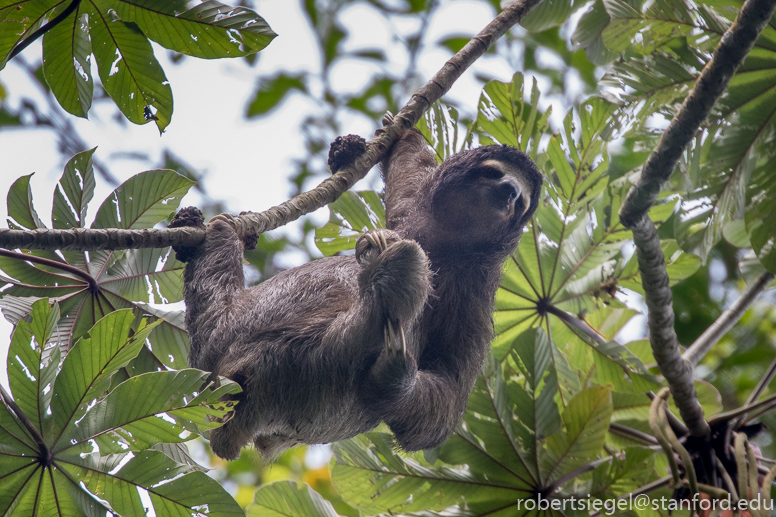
[1,163,192,355]
[315,191,386,256]
[509,328,561,442]
[746,158,776,273]
[476,72,552,155]
[417,102,468,162]
[59,451,245,516]
[107,0,277,59]
[92,169,195,231]
[6,173,45,230]
[49,310,159,440]
[572,0,620,64]
[248,481,343,517]
[88,5,173,133]
[333,433,513,515]
[42,6,92,118]
[52,148,96,230]
[437,36,470,54]
[0,305,243,516]
[521,0,584,33]
[0,0,60,70]
[246,72,306,117]
[6,299,60,434]
[60,369,241,449]
[101,247,184,304]
[542,386,613,482]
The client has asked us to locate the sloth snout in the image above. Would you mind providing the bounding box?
[496,180,519,205]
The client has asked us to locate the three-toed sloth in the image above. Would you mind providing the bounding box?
[175,117,543,460]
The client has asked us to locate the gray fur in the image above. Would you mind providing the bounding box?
[183,128,543,461]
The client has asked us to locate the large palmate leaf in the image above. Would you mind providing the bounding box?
[479,75,695,396]
[0,149,194,369]
[0,303,243,516]
[333,432,510,515]
[5,0,276,130]
[332,343,657,517]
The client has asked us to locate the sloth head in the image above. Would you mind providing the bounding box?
[419,145,543,256]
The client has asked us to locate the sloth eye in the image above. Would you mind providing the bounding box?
[474,166,504,180]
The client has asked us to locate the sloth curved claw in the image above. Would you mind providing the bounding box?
[365,230,389,252]
[384,319,407,356]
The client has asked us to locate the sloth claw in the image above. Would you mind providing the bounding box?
[365,231,389,252]
[384,319,407,357]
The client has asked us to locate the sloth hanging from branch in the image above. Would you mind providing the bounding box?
[0,0,546,462]
[169,113,543,460]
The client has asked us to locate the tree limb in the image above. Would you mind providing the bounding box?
[619,0,776,227]
[683,271,775,366]
[0,0,543,252]
[618,0,776,438]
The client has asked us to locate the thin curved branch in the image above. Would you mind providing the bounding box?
[619,0,776,227]
[618,0,776,438]
[631,216,710,437]
[683,270,775,366]
[0,0,543,252]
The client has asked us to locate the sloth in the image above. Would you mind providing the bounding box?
[171,115,543,461]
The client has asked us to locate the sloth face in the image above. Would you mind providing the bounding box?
[426,150,542,254]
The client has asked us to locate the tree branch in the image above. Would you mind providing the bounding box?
[683,271,775,366]
[0,0,543,252]
[617,0,776,438]
[619,0,776,227]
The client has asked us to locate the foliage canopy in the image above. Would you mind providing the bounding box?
[1,0,776,515]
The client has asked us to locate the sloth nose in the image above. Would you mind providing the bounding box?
[498,181,519,204]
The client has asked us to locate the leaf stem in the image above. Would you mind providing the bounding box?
[0,248,97,290]
[609,422,659,445]
[708,391,776,425]
[545,304,606,345]
[7,0,83,62]
[0,384,50,464]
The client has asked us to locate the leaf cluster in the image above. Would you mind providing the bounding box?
[1,0,277,132]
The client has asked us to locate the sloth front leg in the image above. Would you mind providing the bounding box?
[355,229,430,406]
[356,229,429,355]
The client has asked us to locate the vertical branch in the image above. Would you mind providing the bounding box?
[617,0,776,438]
